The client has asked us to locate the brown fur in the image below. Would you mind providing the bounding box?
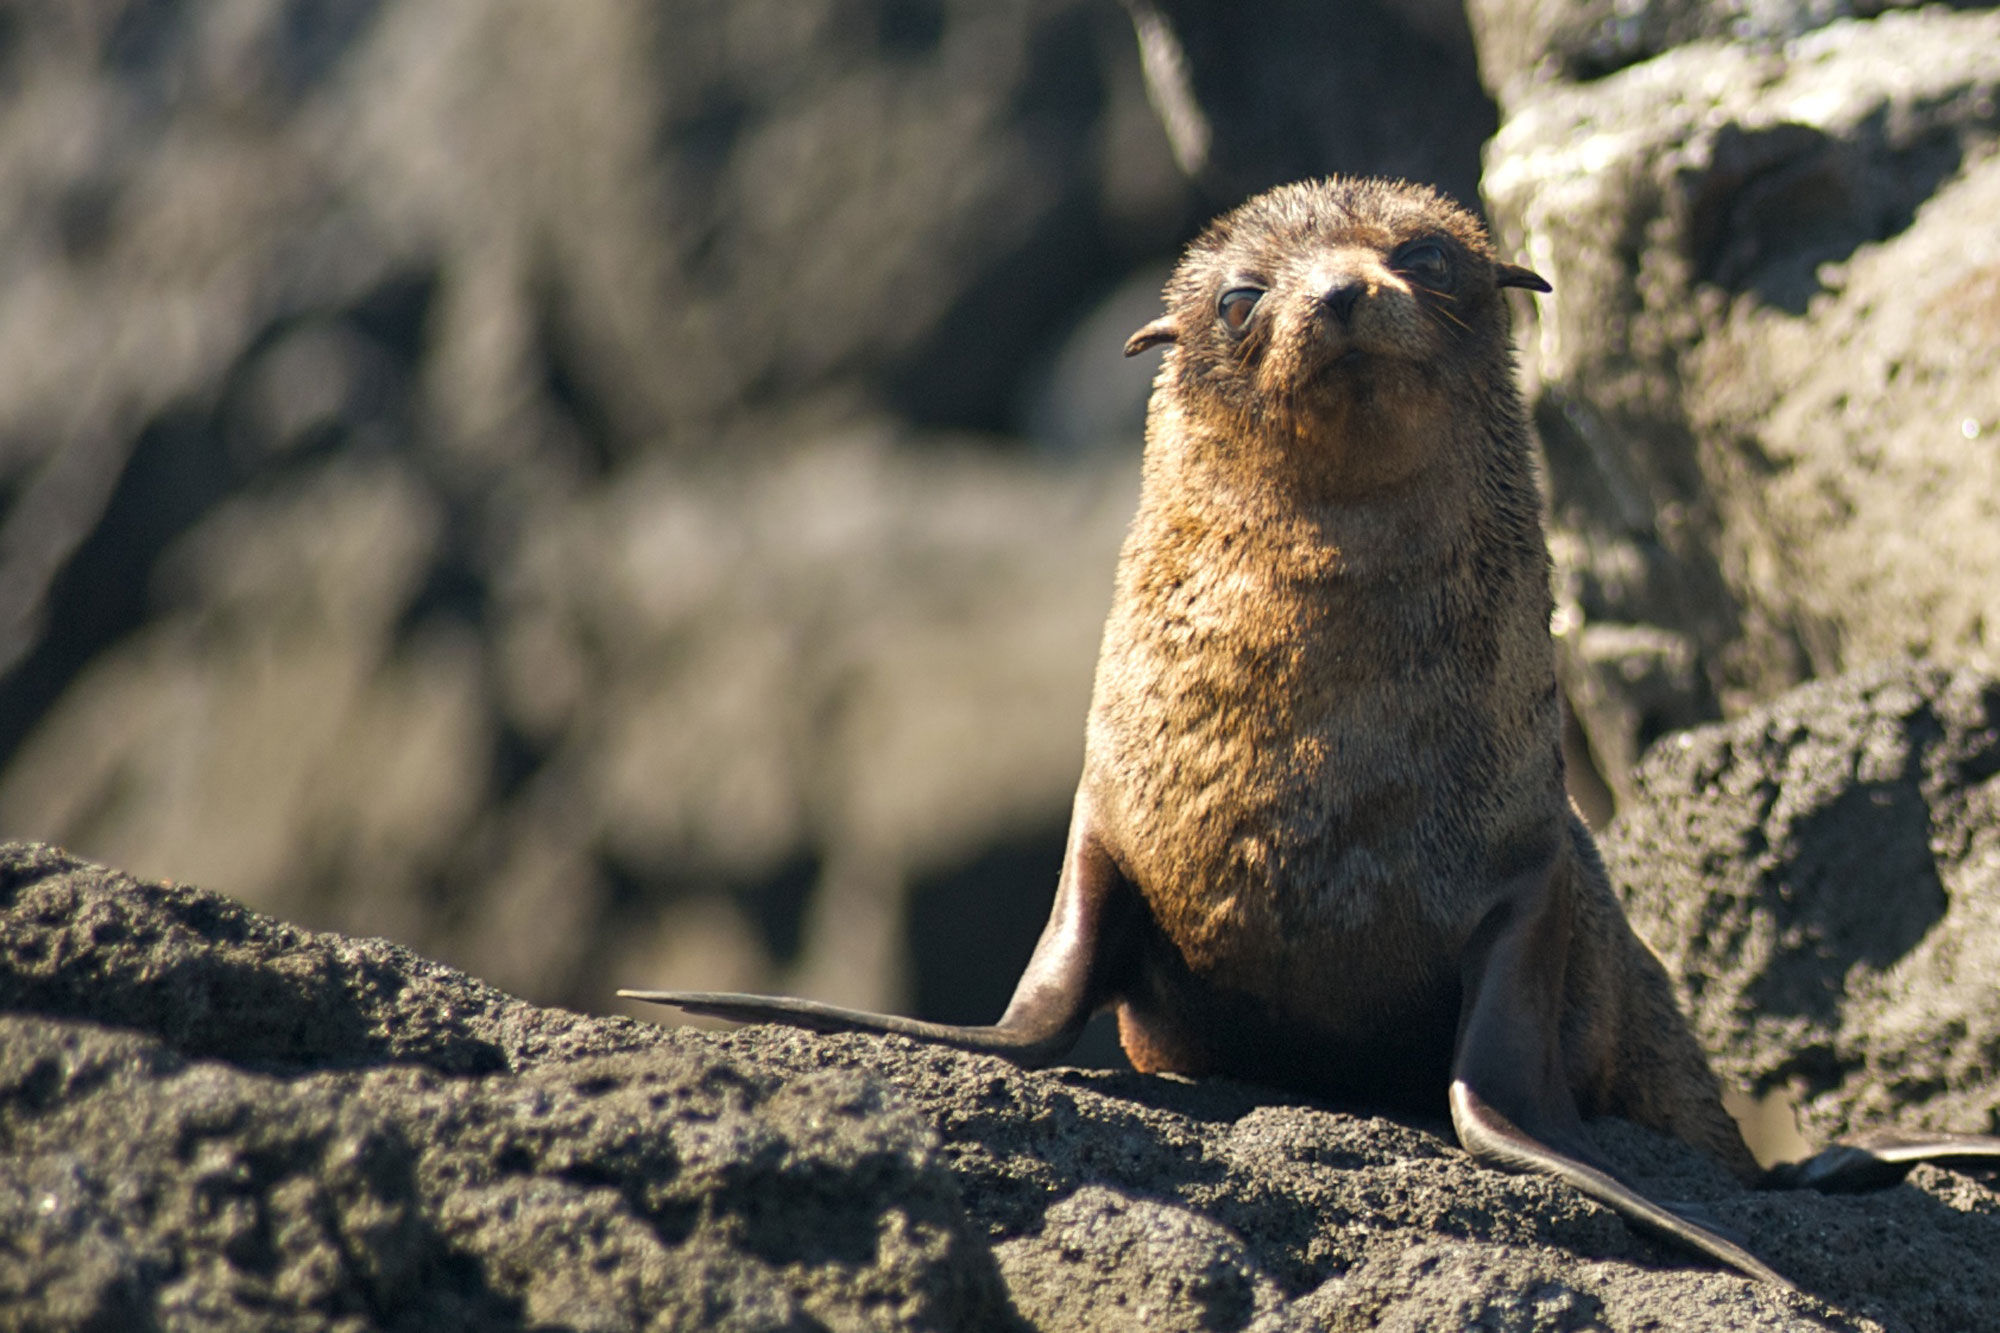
[1089,177,1759,1179]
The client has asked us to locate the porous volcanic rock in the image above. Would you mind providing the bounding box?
[1605,662,2000,1150]
[6,821,2000,1330]
[0,841,1016,1332]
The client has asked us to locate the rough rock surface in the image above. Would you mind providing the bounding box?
[1606,663,2000,1150]
[1465,0,1971,113]
[0,841,1016,1332]
[1482,7,2000,803]
[8,15,2000,1323]
[10,685,2000,1333]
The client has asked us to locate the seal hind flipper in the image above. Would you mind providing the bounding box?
[619,788,1139,1070]
[1448,866,1795,1288]
[1765,1130,2000,1193]
[1448,1084,1791,1286]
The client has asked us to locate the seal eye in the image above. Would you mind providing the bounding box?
[1217,287,1263,333]
[1393,241,1453,292]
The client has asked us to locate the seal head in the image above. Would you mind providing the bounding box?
[1126,178,1549,497]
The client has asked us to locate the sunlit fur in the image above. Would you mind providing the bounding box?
[1085,178,1757,1174]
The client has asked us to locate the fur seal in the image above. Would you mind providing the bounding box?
[623,177,2000,1285]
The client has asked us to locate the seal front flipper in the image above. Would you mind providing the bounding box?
[1766,1129,2000,1193]
[619,787,1138,1069]
[1448,866,1794,1288]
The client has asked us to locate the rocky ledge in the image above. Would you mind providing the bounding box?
[3,663,1999,1332]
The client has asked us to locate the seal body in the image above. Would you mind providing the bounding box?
[1083,179,1752,1175]
[625,178,2000,1286]
[1088,190,1556,1097]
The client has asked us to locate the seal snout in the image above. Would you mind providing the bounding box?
[1319,277,1367,327]
[1301,252,1405,345]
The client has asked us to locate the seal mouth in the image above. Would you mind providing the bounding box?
[1309,342,1389,385]
[1305,309,1399,371]
[1273,342,1378,401]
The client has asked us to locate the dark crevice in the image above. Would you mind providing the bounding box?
[905,824,1068,1028]
[1682,115,1967,314]
[0,10,22,96]
[533,271,622,476]
[268,0,388,102]
[1133,0,1494,214]
[106,0,386,110]
[56,177,122,262]
[874,0,946,55]
[0,265,442,777]
[881,9,1120,436]
[594,854,653,921]
[390,542,486,642]
[1959,685,2000,786]
[0,408,236,773]
[890,194,1121,434]
[1008,6,1107,134]
[489,720,548,807]
[660,94,751,199]
[103,0,191,78]
[737,852,821,968]
[905,821,1129,1070]
[347,268,438,367]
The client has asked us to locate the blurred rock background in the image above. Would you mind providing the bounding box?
[0,0,1493,1041]
[0,0,1993,1055]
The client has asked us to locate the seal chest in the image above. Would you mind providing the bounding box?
[1090,179,1562,1048]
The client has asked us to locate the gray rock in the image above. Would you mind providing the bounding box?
[0,842,1018,1331]
[0,0,1192,1033]
[1483,9,2000,803]
[1465,0,1959,113]
[1605,663,2000,1148]
[993,1185,1286,1332]
[8,833,2000,1329]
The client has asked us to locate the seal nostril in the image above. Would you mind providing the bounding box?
[1322,281,1364,326]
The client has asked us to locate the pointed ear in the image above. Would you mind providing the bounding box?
[1495,262,1552,294]
[1123,316,1179,357]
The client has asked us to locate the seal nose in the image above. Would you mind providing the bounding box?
[1320,278,1366,327]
